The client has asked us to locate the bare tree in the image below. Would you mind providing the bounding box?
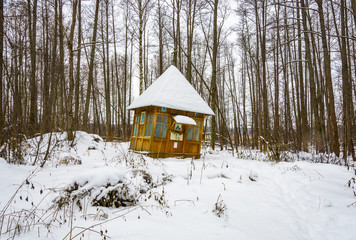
[0,0,3,138]
[209,0,219,150]
[137,0,151,94]
[316,0,339,156]
[83,0,100,131]
[28,0,38,135]
[67,0,78,140]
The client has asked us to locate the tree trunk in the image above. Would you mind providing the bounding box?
[28,0,38,135]
[316,0,339,156]
[139,0,144,94]
[300,0,323,152]
[0,0,4,135]
[40,0,50,135]
[47,0,59,133]
[67,0,77,140]
[104,0,112,141]
[74,0,82,130]
[340,0,355,161]
[83,0,100,130]
[158,0,164,75]
[210,0,219,150]
[274,1,280,142]
[113,1,123,139]
[186,0,196,83]
[58,0,65,132]
[260,0,269,141]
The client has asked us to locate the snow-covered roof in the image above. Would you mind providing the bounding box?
[128,65,214,116]
[173,115,196,125]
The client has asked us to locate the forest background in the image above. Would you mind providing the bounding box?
[0,0,355,163]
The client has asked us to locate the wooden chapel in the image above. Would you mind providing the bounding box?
[128,65,214,159]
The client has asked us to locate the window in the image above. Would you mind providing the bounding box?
[186,127,193,140]
[161,107,167,113]
[133,116,140,136]
[140,112,146,124]
[194,124,200,141]
[154,115,168,138]
[145,115,153,136]
[186,120,201,141]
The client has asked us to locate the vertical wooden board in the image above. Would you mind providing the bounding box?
[136,138,143,151]
[151,141,157,152]
[185,143,198,153]
[184,142,192,153]
[138,125,143,137]
[134,136,139,150]
[142,139,150,151]
[164,115,172,153]
[157,141,167,157]
[169,139,183,153]
[151,140,166,155]
[129,107,207,159]
[148,112,157,152]
[192,143,199,153]
[198,115,205,154]
[150,113,157,153]
[142,120,147,137]
[182,128,186,153]
[183,124,192,154]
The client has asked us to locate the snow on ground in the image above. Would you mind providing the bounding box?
[0,132,355,240]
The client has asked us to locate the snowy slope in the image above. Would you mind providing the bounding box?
[0,135,355,240]
[128,65,214,116]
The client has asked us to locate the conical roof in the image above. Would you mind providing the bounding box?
[128,65,214,116]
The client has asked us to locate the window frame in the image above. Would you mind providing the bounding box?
[144,115,153,137]
[140,111,146,125]
[186,119,201,142]
[132,116,140,137]
[154,114,169,139]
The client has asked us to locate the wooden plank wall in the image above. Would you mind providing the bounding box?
[129,106,206,158]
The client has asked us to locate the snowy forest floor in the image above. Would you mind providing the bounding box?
[0,132,355,240]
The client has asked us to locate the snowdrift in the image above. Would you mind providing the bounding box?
[0,132,355,240]
[21,131,104,166]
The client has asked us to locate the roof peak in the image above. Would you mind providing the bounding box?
[128,65,214,116]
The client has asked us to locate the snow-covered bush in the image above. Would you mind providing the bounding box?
[236,146,353,166]
[236,148,271,162]
[54,165,171,210]
[107,149,148,169]
[280,151,352,165]
[19,131,104,166]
